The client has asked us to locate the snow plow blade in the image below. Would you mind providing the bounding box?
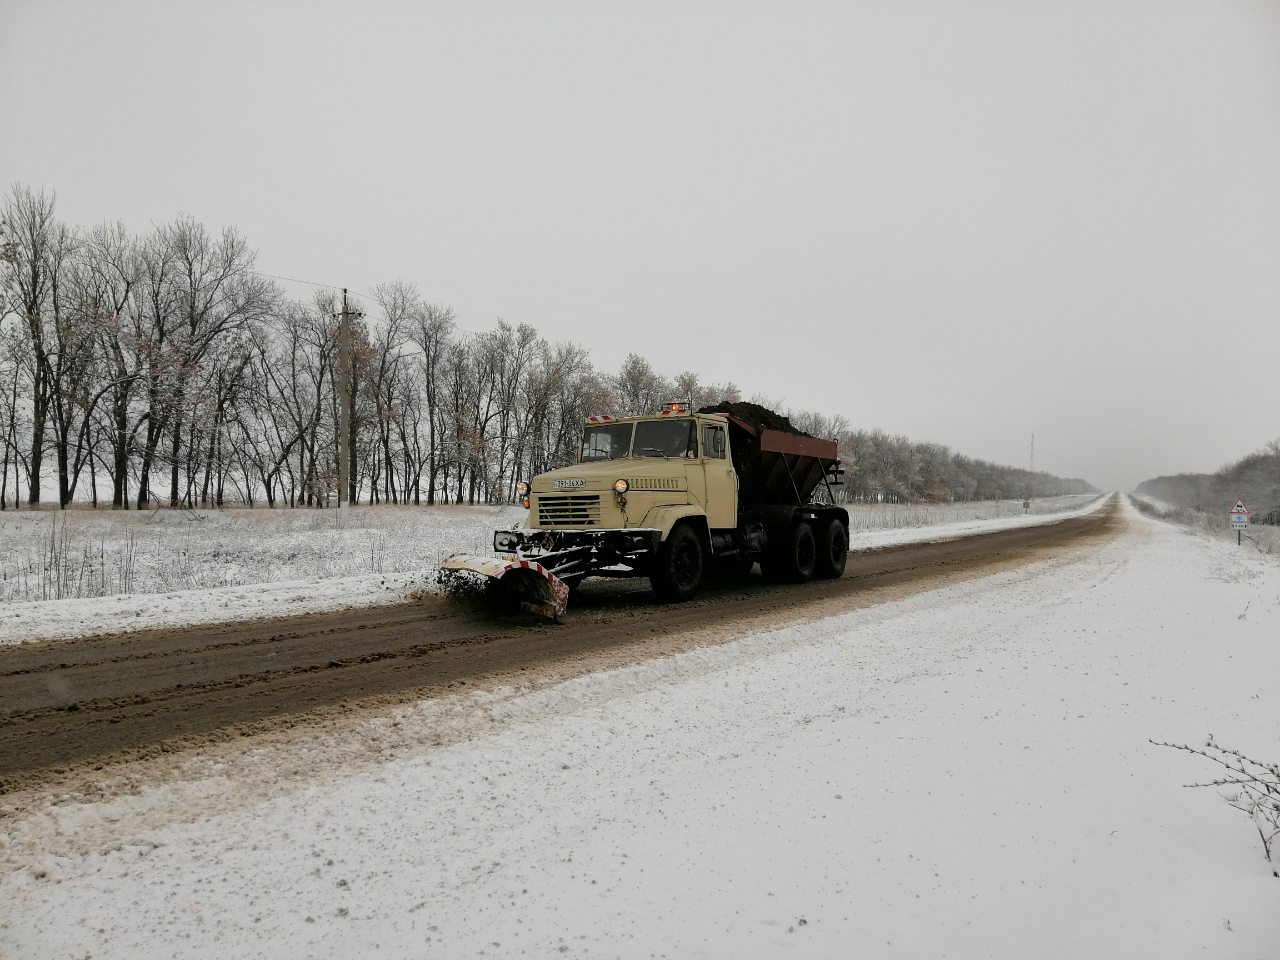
[439,554,570,620]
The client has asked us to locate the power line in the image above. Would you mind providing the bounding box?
[254,271,376,304]
[255,270,334,289]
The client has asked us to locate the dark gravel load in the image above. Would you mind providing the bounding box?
[696,401,812,437]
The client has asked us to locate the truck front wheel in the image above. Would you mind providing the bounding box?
[650,524,705,602]
[764,521,816,583]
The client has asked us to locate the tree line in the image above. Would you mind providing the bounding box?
[1135,442,1280,524]
[0,185,1093,510]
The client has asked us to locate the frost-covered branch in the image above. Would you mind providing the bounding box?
[1152,735,1280,866]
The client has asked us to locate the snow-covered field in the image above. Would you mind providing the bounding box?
[2,494,1277,958]
[0,502,523,604]
[0,495,1100,645]
[0,496,1097,603]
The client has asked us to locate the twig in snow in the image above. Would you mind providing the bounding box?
[1151,735,1280,868]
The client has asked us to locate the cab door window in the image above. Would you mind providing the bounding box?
[702,425,726,459]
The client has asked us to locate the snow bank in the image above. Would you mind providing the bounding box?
[0,571,438,646]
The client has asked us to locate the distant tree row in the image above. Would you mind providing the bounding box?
[1135,442,1280,524]
[0,185,1093,509]
[833,425,1095,503]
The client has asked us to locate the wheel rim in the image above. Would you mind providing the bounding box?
[797,532,815,572]
[674,542,699,586]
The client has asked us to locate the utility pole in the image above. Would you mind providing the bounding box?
[1024,433,1035,514]
[336,289,362,525]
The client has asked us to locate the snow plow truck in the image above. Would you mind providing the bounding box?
[441,402,848,618]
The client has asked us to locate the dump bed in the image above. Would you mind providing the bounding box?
[714,413,839,508]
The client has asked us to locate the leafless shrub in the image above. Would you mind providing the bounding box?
[1152,735,1280,869]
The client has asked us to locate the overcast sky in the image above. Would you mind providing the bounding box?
[3,0,1278,490]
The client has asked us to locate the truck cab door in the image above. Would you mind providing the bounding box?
[701,422,737,530]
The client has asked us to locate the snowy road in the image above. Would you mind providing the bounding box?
[3,496,1278,959]
[1,500,1116,786]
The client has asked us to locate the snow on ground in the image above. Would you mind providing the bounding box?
[2,494,1277,958]
[0,495,1102,646]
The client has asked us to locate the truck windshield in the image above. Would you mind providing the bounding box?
[634,419,697,459]
[580,423,633,461]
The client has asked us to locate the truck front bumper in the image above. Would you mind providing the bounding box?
[494,527,661,578]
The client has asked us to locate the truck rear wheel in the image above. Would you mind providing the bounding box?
[764,520,816,583]
[650,524,705,602]
[815,517,848,579]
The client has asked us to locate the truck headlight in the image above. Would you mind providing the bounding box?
[613,479,629,494]
[515,481,529,496]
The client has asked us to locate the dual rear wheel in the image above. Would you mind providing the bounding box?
[650,514,848,603]
[764,516,847,583]
[816,516,849,579]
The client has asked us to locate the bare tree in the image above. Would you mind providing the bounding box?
[408,301,455,504]
[0,320,28,508]
[133,217,276,507]
[368,282,417,503]
[1,185,74,504]
[613,352,669,416]
[81,222,144,508]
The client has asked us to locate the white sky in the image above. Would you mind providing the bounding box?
[3,0,1278,490]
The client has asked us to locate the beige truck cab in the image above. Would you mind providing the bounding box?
[529,408,738,539]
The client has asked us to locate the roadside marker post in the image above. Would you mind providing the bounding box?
[1229,498,1250,546]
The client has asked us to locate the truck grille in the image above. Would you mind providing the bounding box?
[537,494,601,527]
[628,477,684,491]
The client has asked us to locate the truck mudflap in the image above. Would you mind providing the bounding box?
[439,554,570,619]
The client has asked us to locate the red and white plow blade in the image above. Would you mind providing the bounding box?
[440,553,570,618]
